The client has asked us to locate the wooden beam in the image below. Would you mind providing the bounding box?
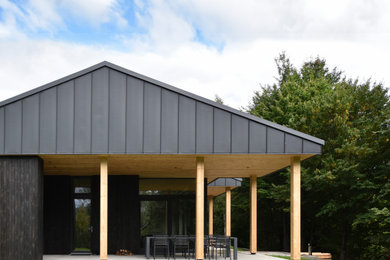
[250,175,257,254]
[196,157,204,260]
[100,157,108,260]
[208,195,213,235]
[290,156,301,260]
[225,187,231,236]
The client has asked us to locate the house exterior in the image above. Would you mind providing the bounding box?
[0,62,324,260]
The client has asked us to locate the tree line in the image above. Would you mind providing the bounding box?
[213,54,390,260]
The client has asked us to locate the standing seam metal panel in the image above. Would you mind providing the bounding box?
[5,101,22,154]
[213,108,231,153]
[74,74,92,153]
[0,67,323,155]
[303,140,322,154]
[161,90,179,153]
[39,88,57,153]
[108,70,126,153]
[56,81,74,153]
[285,134,302,153]
[91,68,109,153]
[0,108,4,153]
[22,95,40,154]
[143,83,161,153]
[267,128,284,153]
[196,102,213,153]
[126,76,144,153]
[178,96,196,153]
[249,121,266,153]
[231,115,249,153]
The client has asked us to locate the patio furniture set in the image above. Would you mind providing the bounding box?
[146,235,236,260]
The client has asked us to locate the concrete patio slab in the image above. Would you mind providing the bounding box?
[43,251,280,260]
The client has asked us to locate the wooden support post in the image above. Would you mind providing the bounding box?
[290,156,301,260]
[208,195,213,235]
[100,157,108,260]
[196,157,204,260]
[250,175,257,254]
[225,187,231,236]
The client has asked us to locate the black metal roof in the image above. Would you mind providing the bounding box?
[0,61,324,155]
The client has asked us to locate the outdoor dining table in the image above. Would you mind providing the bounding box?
[145,236,238,260]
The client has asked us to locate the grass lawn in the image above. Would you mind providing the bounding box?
[74,248,90,251]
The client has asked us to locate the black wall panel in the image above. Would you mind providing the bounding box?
[91,175,101,254]
[0,156,43,260]
[108,175,140,254]
[43,175,72,254]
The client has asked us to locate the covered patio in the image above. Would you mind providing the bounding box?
[0,62,324,260]
[42,251,294,260]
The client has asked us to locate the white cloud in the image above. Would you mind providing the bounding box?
[0,0,127,34]
[60,0,127,28]
[157,0,390,43]
[0,0,389,110]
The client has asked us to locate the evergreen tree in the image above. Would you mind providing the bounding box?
[242,53,390,259]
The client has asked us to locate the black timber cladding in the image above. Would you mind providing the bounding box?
[0,156,43,260]
[0,62,324,155]
[43,176,72,254]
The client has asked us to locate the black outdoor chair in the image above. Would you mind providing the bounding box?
[204,235,211,260]
[188,235,211,260]
[153,235,170,259]
[173,235,190,259]
[209,235,231,260]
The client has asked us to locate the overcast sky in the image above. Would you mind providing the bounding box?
[0,0,389,109]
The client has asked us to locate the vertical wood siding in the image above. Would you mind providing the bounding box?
[0,67,322,155]
[43,176,72,254]
[108,175,140,254]
[0,156,43,260]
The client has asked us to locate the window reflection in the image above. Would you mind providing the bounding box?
[74,178,91,194]
[74,199,91,251]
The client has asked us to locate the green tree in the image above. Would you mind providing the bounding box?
[215,95,224,104]
[245,54,390,259]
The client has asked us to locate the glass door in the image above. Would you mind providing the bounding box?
[73,178,92,253]
[140,200,168,236]
[74,199,92,252]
